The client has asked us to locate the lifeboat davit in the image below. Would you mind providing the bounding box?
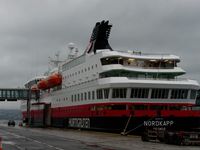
[31,84,39,92]
[37,79,49,90]
[47,73,62,88]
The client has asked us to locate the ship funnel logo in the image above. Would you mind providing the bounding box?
[85,20,113,54]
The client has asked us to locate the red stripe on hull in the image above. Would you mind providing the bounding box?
[22,102,200,120]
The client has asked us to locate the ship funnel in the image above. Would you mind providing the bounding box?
[85,20,113,54]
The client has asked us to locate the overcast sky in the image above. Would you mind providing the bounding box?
[0,0,200,109]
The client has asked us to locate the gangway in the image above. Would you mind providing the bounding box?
[0,88,30,101]
[0,88,39,126]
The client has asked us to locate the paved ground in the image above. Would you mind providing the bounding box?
[0,125,200,150]
[0,125,123,150]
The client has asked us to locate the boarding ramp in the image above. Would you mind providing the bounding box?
[0,88,30,101]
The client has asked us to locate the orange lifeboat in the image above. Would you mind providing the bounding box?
[37,79,49,90]
[31,84,39,92]
[47,73,62,88]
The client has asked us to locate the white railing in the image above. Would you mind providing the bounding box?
[123,64,175,69]
[126,77,189,81]
[102,63,176,70]
[115,50,172,56]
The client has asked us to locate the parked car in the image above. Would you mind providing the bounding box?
[8,120,15,127]
[18,122,23,127]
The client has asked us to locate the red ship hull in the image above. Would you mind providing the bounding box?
[22,102,200,133]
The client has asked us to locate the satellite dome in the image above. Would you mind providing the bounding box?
[68,43,75,49]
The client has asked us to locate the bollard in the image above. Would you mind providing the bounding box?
[0,137,2,150]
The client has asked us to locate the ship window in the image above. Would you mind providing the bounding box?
[10,90,15,98]
[71,95,73,102]
[169,106,181,110]
[96,64,97,68]
[149,105,166,110]
[132,105,148,110]
[92,91,95,99]
[96,106,104,111]
[151,89,169,99]
[81,93,83,100]
[171,89,188,99]
[190,90,197,99]
[74,95,76,101]
[88,67,90,71]
[96,89,103,99]
[6,91,10,98]
[91,65,93,69]
[110,105,126,110]
[101,57,123,65]
[131,88,149,98]
[99,70,140,78]
[112,88,127,98]
[88,91,91,100]
[84,92,87,100]
[78,94,80,101]
[104,89,110,99]
[85,68,87,72]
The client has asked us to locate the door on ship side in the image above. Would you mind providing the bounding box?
[44,104,51,127]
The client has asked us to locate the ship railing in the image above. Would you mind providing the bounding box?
[102,62,177,69]
[123,64,175,69]
[116,50,172,56]
[127,77,190,81]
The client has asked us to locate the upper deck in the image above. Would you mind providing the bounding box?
[102,50,180,61]
[60,49,193,89]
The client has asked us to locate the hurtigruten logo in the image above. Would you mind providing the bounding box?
[68,118,90,128]
[144,118,174,127]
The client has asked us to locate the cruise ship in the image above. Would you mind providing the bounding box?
[21,21,200,133]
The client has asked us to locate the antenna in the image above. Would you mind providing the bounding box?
[48,51,63,68]
[55,51,60,62]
